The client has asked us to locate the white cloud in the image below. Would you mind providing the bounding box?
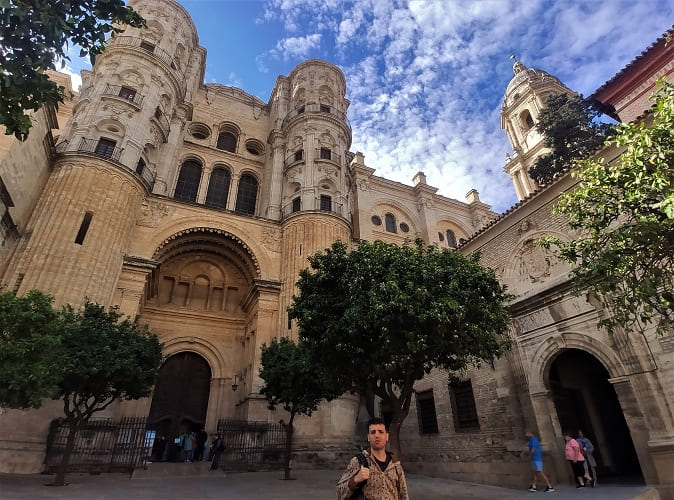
[260,0,673,212]
[271,33,322,60]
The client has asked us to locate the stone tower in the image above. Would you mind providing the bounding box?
[2,0,203,307]
[501,61,571,201]
[269,60,353,338]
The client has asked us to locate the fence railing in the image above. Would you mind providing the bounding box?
[315,148,341,166]
[213,419,287,472]
[45,417,149,474]
[281,103,351,132]
[280,198,346,219]
[103,84,145,107]
[315,197,344,216]
[78,137,124,162]
[283,149,304,169]
[152,107,171,137]
[62,138,155,191]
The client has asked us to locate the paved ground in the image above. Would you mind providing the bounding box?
[0,468,654,500]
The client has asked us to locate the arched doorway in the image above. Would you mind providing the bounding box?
[148,352,211,441]
[548,349,643,483]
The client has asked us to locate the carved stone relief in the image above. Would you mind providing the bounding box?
[261,228,281,253]
[515,239,557,284]
[137,199,173,227]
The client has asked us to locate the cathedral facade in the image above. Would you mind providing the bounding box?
[1,0,672,495]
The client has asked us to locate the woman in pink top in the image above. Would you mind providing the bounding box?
[564,431,592,487]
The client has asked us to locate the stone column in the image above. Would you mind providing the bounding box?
[112,256,158,317]
[226,174,239,212]
[267,132,285,220]
[205,377,226,434]
[609,376,659,486]
[196,167,211,204]
[530,390,569,484]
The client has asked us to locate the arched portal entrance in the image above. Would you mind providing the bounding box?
[148,352,211,440]
[548,349,643,482]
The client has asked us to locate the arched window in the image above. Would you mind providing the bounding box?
[446,230,457,249]
[385,213,397,233]
[173,160,202,202]
[216,131,237,152]
[235,174,258,215]
[521,110,535,130]
[205,167,231,209]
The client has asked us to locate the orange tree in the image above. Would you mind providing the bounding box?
[288,239,511,457]
[1,0,144,139]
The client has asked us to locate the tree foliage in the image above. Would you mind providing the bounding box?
[259,337,339,479]
[0,0,145,139]
[288,239,512,457]
[540,81,674,336]
[529,93,613,185]
[0,289,63,409]
[51,301,162,485]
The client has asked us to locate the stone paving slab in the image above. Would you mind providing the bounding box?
[0,469,653,500]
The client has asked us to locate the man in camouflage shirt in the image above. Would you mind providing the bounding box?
[337,418,409,500]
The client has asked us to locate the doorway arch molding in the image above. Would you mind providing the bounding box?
[162,336,225,379]
[530,331,627,393]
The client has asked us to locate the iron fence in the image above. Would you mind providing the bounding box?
[214,419,287,471]
[45,417,149,474]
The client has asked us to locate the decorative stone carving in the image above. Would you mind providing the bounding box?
[137,199,173,227]
[514,238,559,284]
[416,198,434,211]
[261,228,281,253]
[518,219,537,235]
[357,179,370,191]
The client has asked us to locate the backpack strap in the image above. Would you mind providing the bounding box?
[350,452,369,499]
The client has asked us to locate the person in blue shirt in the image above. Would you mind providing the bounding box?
[526,431,554,492]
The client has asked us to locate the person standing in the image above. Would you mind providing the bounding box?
[563,431,592,487]
[210,433,225,470]
[525,431,555,492]
[182,431,194,462]
[337,417,408,499]
[576,430,597,486]
[194,428,208,461]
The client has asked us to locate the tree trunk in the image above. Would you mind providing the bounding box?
[53,422,78,486]
[388,410,403,460]
[284,414,295,480]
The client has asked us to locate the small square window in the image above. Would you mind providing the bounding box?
[320,195,332,211]
[297,105,305,114]
[320,104,330,113]
[292,197,301,212]
[320,148,331,160]
[118,86,136,101]
[294,149,304,162]
[140,40,155,52]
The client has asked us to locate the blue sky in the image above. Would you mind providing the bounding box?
[65,0,673,213]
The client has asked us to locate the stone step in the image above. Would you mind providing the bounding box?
[132,461,224,479]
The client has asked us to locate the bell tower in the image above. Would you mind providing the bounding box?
[501,60,572,200]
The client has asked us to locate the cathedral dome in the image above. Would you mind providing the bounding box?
[504,61,563,105]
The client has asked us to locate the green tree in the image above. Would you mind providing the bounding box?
[0,0,145,140]
[52,301,162,486]
[529,93,612,185]
[541,81,674,336]
[0,289,62,409]
[289,239,511,457]
[260,337,339,480]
